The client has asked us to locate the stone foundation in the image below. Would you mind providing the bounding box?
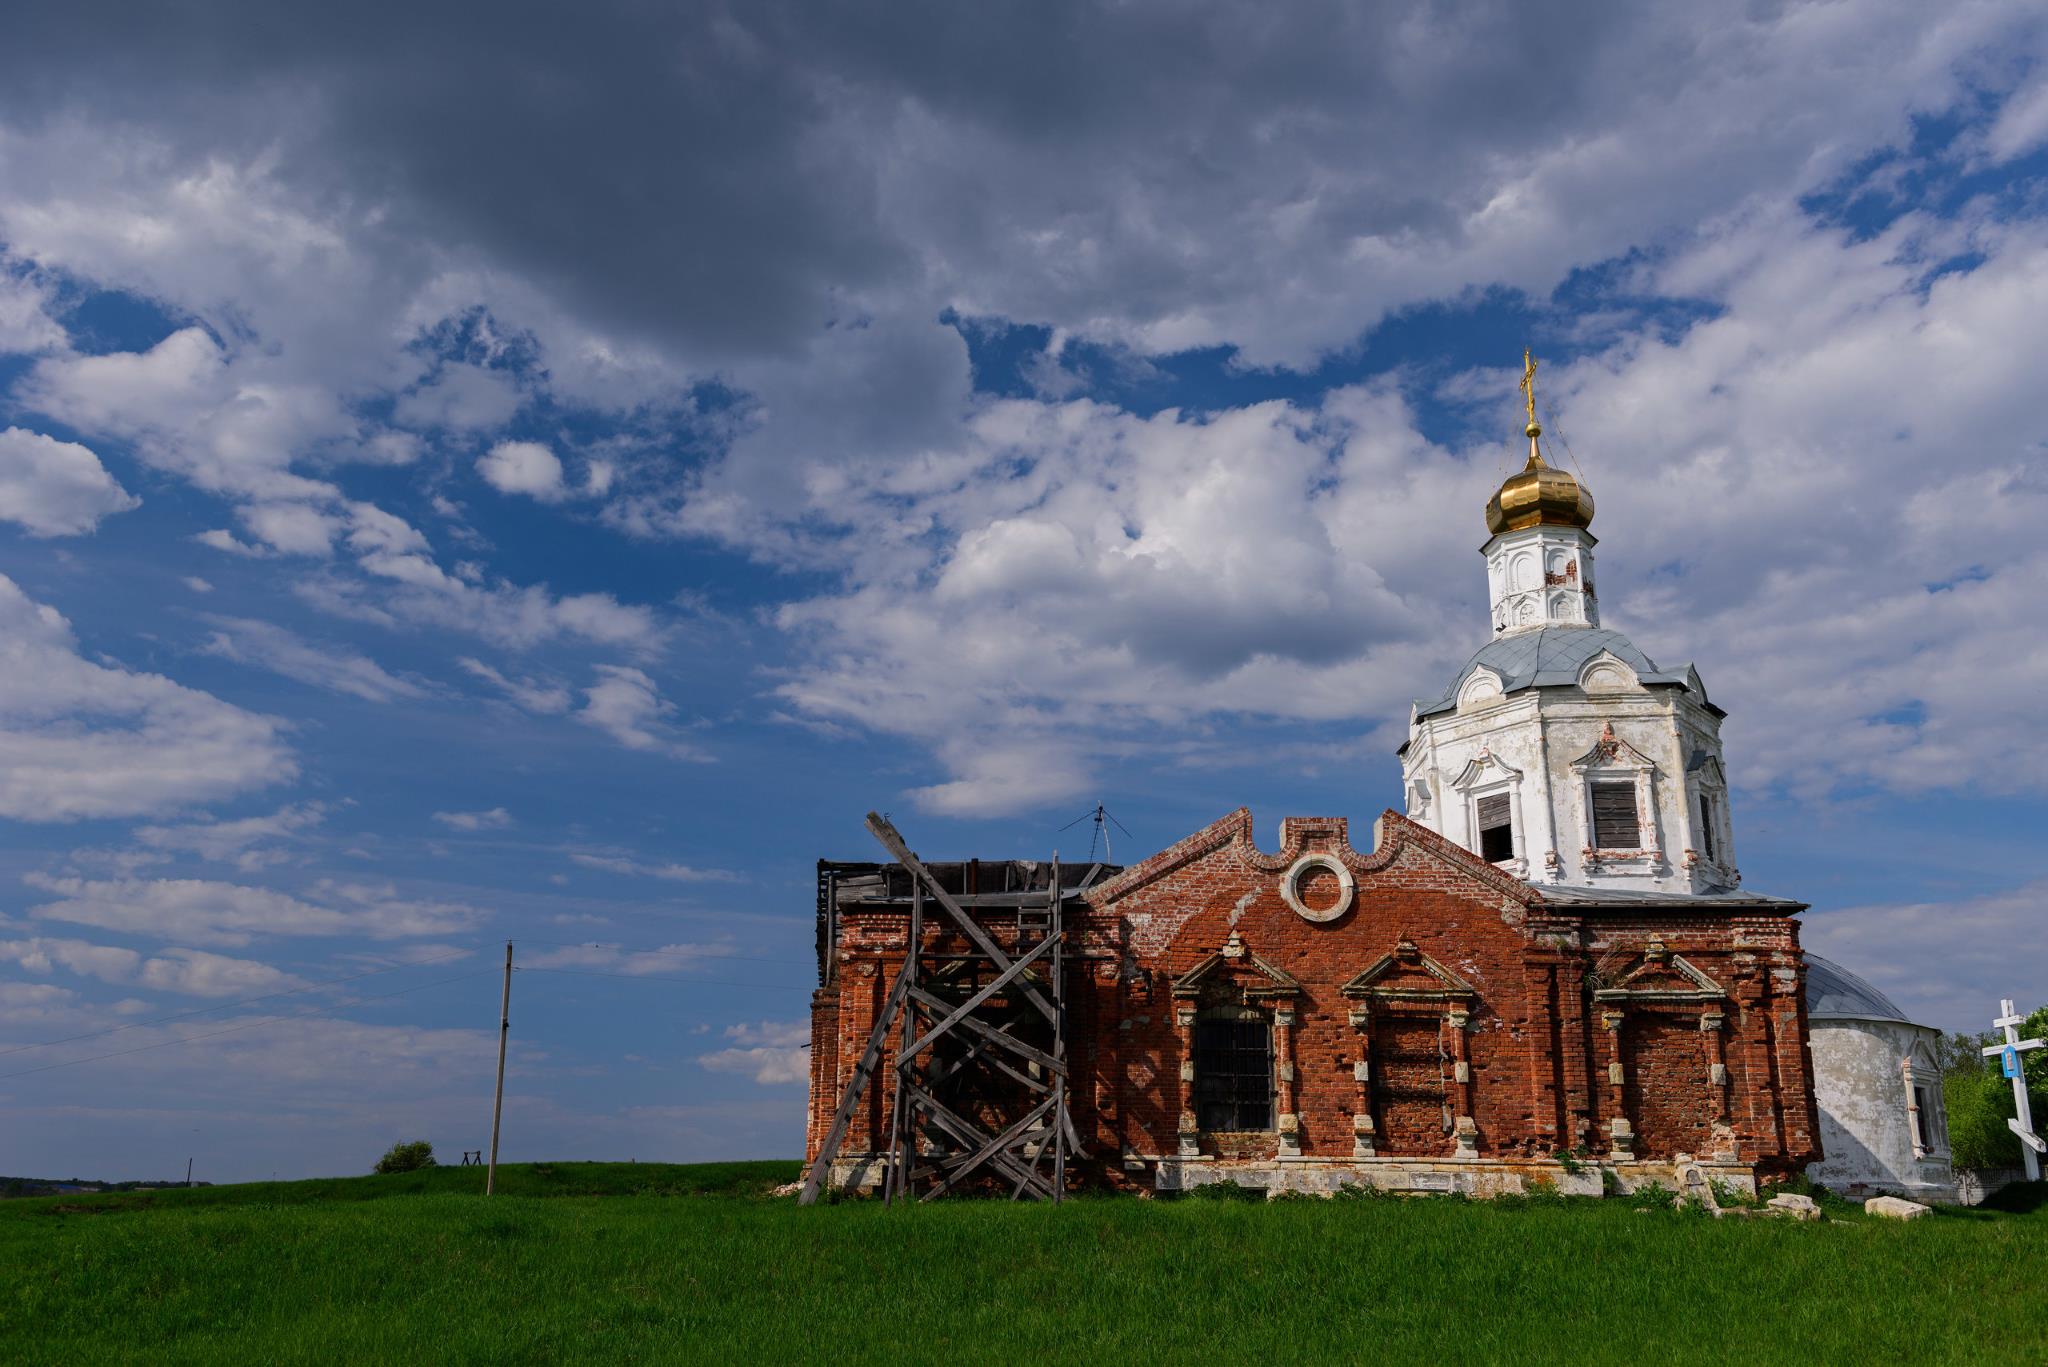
[823,1151,1760,1200]
[1149,1154,1756,1198]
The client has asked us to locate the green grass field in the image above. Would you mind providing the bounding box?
[4,1162,2042,1365]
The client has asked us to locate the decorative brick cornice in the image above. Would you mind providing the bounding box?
[1368,810,1544,905]
[1084,807,1254,908]
[1171,931,1303,1001]
[1086,806,1542,912]
[1342,937,1478,1002]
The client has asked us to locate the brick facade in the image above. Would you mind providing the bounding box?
[808,807,1822,1194]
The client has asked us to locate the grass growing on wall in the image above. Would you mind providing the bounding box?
[4,1163,2043,1366]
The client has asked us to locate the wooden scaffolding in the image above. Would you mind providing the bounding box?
[800,813,1096,1203]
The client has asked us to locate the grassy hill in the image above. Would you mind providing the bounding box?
[4,1162,2042,1364]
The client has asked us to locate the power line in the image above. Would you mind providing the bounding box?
[0,967,503,1081]
[510,937,810,966]
[514,967,813,990]
[0,944,485,1059]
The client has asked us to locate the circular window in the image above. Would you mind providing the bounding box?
[1281,852,1354,923]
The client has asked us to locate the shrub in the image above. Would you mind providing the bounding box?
[1945,1063,2045,1171]
[1942,1015,2048,1172]
[374,1141,437,1175]
[2028,1007,2048,1092]
[1625,1180,1676,1211]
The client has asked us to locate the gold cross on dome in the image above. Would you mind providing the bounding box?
[1520,347,1538,427]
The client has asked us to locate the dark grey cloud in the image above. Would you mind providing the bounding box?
[9,0,2023,371]
[4,0,2048,821]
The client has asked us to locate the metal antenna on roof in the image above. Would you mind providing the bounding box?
[1059,800,1132,863]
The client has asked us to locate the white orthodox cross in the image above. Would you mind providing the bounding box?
[1982,997,2045,1181]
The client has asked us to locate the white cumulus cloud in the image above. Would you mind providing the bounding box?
[477,440,566,502]
[201,616,430,703]
[566,852,738,883]
[0,935,308,1000]
[576,665,703,758]
[0,427,139,536]
[431,807,512,832]
[24,873,486,948]
[699,1019,809,1085]
[0,575,295,821]
[134,803,327,872]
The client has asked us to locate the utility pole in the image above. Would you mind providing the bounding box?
[1982,997,2045,1182]
[486,940,512,1196]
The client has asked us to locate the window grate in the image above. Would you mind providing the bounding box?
[1193,1017,1273,1131]
[1591,781,1639,849]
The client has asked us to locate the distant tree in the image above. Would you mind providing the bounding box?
[1942,1017,2048,1172]
[373,1140,437,1174]
[2026,1005,2048,1091]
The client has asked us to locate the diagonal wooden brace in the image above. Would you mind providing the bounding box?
[906,987,1064,1073]
[904,930,1059,1060]
[921,1022,1052,1095]
[901,1083,1052,1197]
[919,1093,1061,1201]
[797,959,914,1205]
[867,813,1060,1024]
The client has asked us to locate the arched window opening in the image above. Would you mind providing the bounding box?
[1194,1007,1273,1132]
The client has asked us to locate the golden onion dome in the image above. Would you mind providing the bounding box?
[1484,420,1594,535]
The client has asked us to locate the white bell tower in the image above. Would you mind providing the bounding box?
[1399,350,1738,896]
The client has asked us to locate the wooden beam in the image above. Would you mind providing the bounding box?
[798,960,913,1205]
[920,1094,1059,1200]
[906,987,1064,1073]
[867,813,1059,1023]
[881,881,922,1207]
[1050,853,1066,1202]
[901,1083,1050,1197]
[903,931,1059,1061]
[923,1024,1051,1095]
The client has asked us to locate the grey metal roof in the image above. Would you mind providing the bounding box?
[1415,626,1699,720]
[1805,953,1913,1023]
[1536,885,1806,913]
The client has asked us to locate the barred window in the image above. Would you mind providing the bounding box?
[1476,792,1514,863]
[1193,1014,1273,1131]
[1591,781,1639,849]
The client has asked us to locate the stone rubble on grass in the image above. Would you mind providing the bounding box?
[1863,1196,1931,1220]
[770,1181,803,1198]
[1765,1193,1821,1221]
[1674,1162,1721,1215]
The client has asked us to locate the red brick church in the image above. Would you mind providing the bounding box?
[807,361,1821,1197]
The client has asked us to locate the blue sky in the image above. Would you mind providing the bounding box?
[1,1,2046,1181]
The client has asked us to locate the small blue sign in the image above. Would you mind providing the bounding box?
[2005,1047,2022,1079]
